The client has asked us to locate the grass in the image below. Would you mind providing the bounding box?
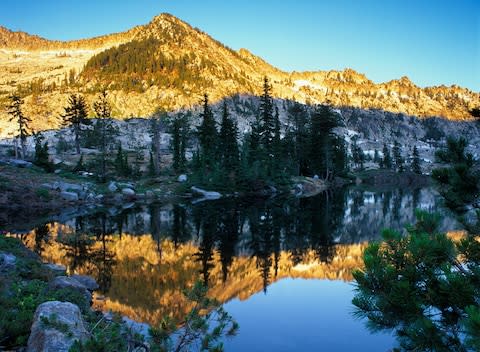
[0,235,89,348]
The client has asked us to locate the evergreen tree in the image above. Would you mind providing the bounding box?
[93,90,114,182]
[197,94,217,165]
[309,104,340,179]
[7,93,31,159]
[287,102,309,175]
[411,146,422,174]
[170,113,189,173]
[259,77,275,151]
[351,136,365,170]
[114,144,130,177]
[273,106,282,169]
[353,211,480,351]
[382,143,392,169]
[61,94,90,154]
[219,100,239,173]
[392,140,404,172]
[150,108,167,176]
[373,149,381,166]
[33,132,53,172]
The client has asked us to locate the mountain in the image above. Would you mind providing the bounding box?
[0,13,478,137]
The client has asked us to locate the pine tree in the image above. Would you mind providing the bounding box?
[93,90,114,182]
[7,93,31,159]
[382,143,392,169]
[411,146,422,174]
[259,77,275,151]
[219,100,239,173]
[61,94,90,154]
[170,114,189,173]
[309,104,340,179]
[287,102,309,175]
[392,140,404,172]
[197,94,217,165]
[150,108,167,176]
[33,132,53,172]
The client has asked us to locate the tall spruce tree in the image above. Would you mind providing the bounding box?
[309,104,340,179]
[7,93,31,159]
[197,93,217,165]
[61,94,90,154]
[93,90,114,182]
[219,100,239,173]
[392,140,405,172]
[150,108,167,176]
[382,143,392,169]
[287,102,309,175]
[170,112,189,173]
[411,145,422,174]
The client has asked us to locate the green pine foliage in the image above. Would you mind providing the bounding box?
[432,136,479,210]
[7,93,31,159]
[411,146,422,174]
[352,210,480,351]
[392,140,405,172]
[61,94,90,154]
[197,94,218,166]
[381,143,392,169]
[33,133,54,172]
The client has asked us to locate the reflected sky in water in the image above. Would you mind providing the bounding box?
[12,186,460,351]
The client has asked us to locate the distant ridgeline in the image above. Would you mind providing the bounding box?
[0,12,478,136]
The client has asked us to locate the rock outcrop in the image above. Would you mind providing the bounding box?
[26,301,89,352]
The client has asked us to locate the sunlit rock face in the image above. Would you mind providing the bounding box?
[0,13,479,140]
[12,186,460,326]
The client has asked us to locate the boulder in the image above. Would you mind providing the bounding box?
[71,275,99,291]
[178,174,188,182]
[60,191,79,202]
[0,252,16,269]
[9,159,33,168]
[190,186,221,200]
[26,301,89,352]
[107,181,118,192]
[48,276,91,302]
[44,263,67,275]
[122,188,135,197]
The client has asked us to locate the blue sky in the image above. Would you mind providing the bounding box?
[1,0,478,91]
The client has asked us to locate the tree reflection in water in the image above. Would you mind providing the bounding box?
[16,186,457,328]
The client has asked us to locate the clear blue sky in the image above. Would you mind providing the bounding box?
[1,0,478,91]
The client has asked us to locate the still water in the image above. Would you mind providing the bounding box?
[14,186,459,351]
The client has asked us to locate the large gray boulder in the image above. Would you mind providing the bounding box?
[71,275,99,291]
[26,301,89,352]
[60,191,79,202]
[49,276,91,302]
[122,188,135,197]
[44,263,66,276]
[0,252,16,270]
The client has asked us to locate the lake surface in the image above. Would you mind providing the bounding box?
[11,186,460,351]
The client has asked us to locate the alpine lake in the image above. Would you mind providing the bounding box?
[10,185,461,351]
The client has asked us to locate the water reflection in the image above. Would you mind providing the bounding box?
[14,186,457,328]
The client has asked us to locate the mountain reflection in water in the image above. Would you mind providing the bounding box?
[13,187,458,329]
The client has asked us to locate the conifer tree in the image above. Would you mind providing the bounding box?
[93,90,114,181]
[287,102,309,175]
[170,114,189,173]
[197,94,217,165]
[219,100,239,172]
[392,140,404,172]
[411,146,422,174]
[7,93,31,159]
[150,108,167,176]
[33,132,53,172]
[259,77,275,151]
[309,104,340,179]
[382,143,392,169]
[61,94,90,154]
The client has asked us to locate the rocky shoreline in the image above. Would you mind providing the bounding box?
[0,237,151,351]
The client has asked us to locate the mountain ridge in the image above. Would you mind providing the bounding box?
[0,12,478,137]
